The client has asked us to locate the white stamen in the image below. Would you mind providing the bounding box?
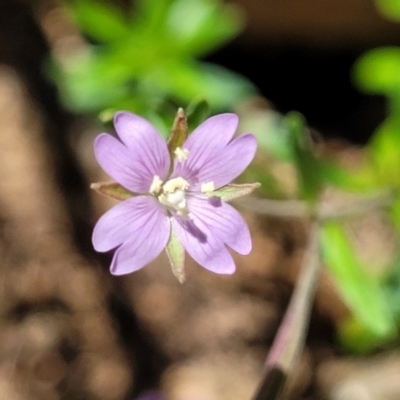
[201,181,215,195]
[176,209,189,217]
[149,175,163,194]
[174,147,190,162]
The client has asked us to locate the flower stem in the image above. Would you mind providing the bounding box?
[251,221,321,400]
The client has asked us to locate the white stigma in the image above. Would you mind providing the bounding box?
[162,177,189,193]
[149,175,163,194]
[201,181,215,196]
[174,147,190,162]
[158,177,190,216]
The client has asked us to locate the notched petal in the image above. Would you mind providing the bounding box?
[94,133,154,193]
[113,111,170,180]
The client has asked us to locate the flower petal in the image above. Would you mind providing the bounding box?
[95,134,155,193]
[92,196,170,274]
[114,112,170,180]
[172,194,251,274]
[172,114,238,180]
[173,216,236,274]
[197,133,257,188]
[187,197,252,255]
[185,113,238,150]
[187,133,257,189]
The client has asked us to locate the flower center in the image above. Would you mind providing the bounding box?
[154,176,190,216]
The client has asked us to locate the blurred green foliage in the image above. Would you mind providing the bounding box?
[375,0,400,21]
[322,222,396,352]
[336,0,400,351]
[245,106,400,352]
[250,0,400,353]
[51,0,256,132]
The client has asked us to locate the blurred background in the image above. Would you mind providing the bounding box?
[1,1,400,399]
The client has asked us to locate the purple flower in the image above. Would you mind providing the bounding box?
[92,111,257,278]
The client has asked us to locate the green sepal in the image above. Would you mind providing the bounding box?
[167,108,188,166]
[211,182,260,202]
[90,181,134,201]
[166,223,186,283]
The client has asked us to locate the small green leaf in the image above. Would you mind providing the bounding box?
[69,0,131,43]
[321,222,396,342]
[91,182,134,201]
[286,112,322,203]
[186,98,210,131]
[167,0,244,57]
[212,183,260,202]
[166,224,185,283]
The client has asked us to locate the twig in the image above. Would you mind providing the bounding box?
[234,190,393,221]
[234,196,309,218]
[320,190,393,220]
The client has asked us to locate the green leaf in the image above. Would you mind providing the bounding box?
[390,197,400,232]
[382,252,400,323]
[133,0,172,33]
[367,115,400,186]
[166,224,186,283]
[353,47,400,96]
[50,0,256,117]
[69,0,131,43]
[167,0,244,56]
[51,51,133,112]
[338,318,391,354]
[285,112,322,203]
[186,98,210,131]
[212,183,260,201]
[375,0,400,21]
[321,222,396,342]
[90,182,134,201]
[150,60,255,110]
